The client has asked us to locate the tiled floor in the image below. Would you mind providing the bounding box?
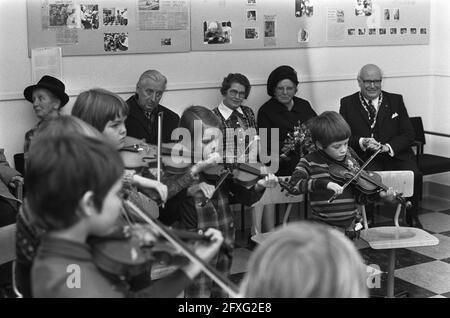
[229,195,450,298]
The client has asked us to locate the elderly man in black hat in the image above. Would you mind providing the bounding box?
[23,75,69,155]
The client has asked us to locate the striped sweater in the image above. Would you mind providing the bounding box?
[289,148,381,228]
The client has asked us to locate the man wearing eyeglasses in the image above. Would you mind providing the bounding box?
[340,64,422,228]
[125,69,180,145]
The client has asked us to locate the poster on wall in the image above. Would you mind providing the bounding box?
[28,0,191,56]
[264,15,276,47]
[31,47,63,83]
[137,0,189,30]
[326,8,346,41]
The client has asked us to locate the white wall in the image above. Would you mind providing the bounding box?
[1,0,447,181]
[422,0,450,186]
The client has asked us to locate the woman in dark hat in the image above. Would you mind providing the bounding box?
[257,65,317,176]
[255,66,317,234]
[23,75,69,155]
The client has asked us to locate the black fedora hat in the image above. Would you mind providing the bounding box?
[23,75,69,107]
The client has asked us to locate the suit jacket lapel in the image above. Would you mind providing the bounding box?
[130,98,152,137]
[354,93,371,127]
[376,92,391,127]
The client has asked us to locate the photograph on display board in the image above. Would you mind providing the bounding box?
[369,28,376,35]
[48,3,80,28]
[336,9,344,23]
[355,0,372,17]
[420,28,427,34]
[379,28,386,35]
[139,0,160,10]
[393,8,400,20]
[48,3,70,26]
[203,21,232,44]
[390,28,397,35]
[264,20,275,37]
[245,27,259,39]
[103,8,128,26]
[247,10,256,21]
[104,32,128,52]
[65,5,81,28]
[161,38,171,46]
[410,28,417,34]
[358,28,366,35]
[298,28,309,42]
[295,0,313,17]
[348,28,355,35]
[80,4,99,29]
[384,9,390,20]
[247,0,256,5]
[400,27,407,34]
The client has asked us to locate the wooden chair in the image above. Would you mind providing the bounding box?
[250,176,306,244]
[359,170,439,298]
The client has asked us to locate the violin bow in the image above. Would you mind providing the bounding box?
[123,199,241,298]
[199,169,231,207]
[157,111,165,208]
[328,146,383,203]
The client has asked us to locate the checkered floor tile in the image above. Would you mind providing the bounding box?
[230,195,450,298]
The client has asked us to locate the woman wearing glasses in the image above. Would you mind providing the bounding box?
[212,73,258,162]
[212,73,261,242]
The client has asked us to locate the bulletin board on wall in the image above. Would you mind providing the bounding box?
[190,0,430,52]
[27,0,430,57]
[26,0,191,57]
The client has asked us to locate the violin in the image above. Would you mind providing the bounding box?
[89,215,211,282]
[119,142,157,169]
[327,147,412,208]
[122,198,241,298]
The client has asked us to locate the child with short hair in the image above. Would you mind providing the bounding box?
[15,115,104,297]
[28,134,223,297]
[284,111,394,236]
[71,88,217,223]
[169,105,278,298]
[241,221,368,298]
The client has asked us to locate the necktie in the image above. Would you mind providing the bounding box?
[367,100,377,125]
[144,110,153,120]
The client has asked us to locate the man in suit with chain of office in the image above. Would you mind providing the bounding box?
[340,64,422,228]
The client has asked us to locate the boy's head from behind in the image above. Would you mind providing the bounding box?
[72,88,128,149]
[310,111,351,160]
[35,115,103,141]
[242,221,368,298]
[25,134,124,232]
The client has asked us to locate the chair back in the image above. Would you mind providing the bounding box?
[361,170,414,229]
[252,176,305,207]
[374,170,414,197]
[410,117,426,145]
[0,224,16,265]
[13,153,25,175]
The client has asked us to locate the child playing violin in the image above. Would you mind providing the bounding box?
[283,111,395,238]
[71,88,218,222]
[15,116,104,297]
[27,134,223,297]
[167,106,278,298]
